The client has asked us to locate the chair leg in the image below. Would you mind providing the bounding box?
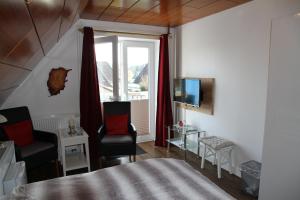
[213,153,217,165]
[228,149,233,174]
[129,155,132,162]
[99,157,103,168]
[55,160,60,177]
[133,155,136,162]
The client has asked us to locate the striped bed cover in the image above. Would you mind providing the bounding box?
[5,158,235,200]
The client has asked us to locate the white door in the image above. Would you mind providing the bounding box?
[121,41,155,136]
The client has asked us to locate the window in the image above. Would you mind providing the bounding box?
[95,42,114,101]
[95,36,155,102]
[94,36,118,101]
[121,41,155,101]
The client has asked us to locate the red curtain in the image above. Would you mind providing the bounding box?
[80,27,102,170]
[155,34,173,147]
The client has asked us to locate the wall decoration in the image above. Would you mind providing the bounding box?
[47,67,72,96]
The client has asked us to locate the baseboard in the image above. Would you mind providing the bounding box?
[137,134,154,143]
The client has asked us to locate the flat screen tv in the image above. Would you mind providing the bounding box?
[173,78,202,107]
[184,79,201,107]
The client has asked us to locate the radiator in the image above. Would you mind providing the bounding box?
[32,118,61,133]
[32,116,80,133]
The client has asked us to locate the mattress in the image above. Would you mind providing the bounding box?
[3,158,235,200]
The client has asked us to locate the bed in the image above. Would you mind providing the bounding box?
[3,158,235,200]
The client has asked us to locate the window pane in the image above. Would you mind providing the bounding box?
[127,47,149,100]
[95,43,113,101]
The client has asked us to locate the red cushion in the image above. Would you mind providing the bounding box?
[105,114,129,135]
[3,120,33,147]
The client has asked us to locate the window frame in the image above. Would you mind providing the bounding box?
[121,40,155,101]
[94,35,119,101]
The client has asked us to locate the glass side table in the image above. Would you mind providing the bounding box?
[166,124,206,160]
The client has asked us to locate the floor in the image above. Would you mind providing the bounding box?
[28,141,257,200]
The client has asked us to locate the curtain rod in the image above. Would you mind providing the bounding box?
[78,28,170,38]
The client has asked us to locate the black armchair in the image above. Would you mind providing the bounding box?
[98,101,137,162]
[0,106,58,172]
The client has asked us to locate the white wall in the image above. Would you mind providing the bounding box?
[176,0,300,176]
[259,13,300,200]
[1,20,168,120]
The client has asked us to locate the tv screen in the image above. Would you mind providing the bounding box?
[184,79,201,107]
[173,79,184,102]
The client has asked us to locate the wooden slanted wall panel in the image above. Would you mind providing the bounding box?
[59,0,81,39]
[27,0,64,54]
[0,63,30,91]
[0,0,80,106]
[78,0,89,13]
[99,0,138,21]
[0,87,16,106]
[80,0,112,20]
[0,0,43,69]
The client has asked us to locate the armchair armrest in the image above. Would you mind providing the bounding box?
[97,125,105,141]
[14,144,22,161]
[129,123,136,132]
[129,123,137,142]
[33,130,58,147]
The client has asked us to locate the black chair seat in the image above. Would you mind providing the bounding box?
[21,141,57,170]
[21,141,55,158]
[101,135,134,145]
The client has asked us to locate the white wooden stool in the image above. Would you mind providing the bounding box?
[199,136,234,179]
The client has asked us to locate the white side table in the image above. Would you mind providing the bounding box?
[59,128,91,176]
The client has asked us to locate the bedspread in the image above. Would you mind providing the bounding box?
[4,158,235,200]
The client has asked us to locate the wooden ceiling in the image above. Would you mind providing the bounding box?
[0,0,250,105]
[80,0,250,27]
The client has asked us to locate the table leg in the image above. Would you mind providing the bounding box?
[167,126,170,151]
[201,144,206,169]
[85,141,91,172]
[61,145,66,176]
[184,134,187,160]
[80,144,84,153]
[197,132,200,157]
